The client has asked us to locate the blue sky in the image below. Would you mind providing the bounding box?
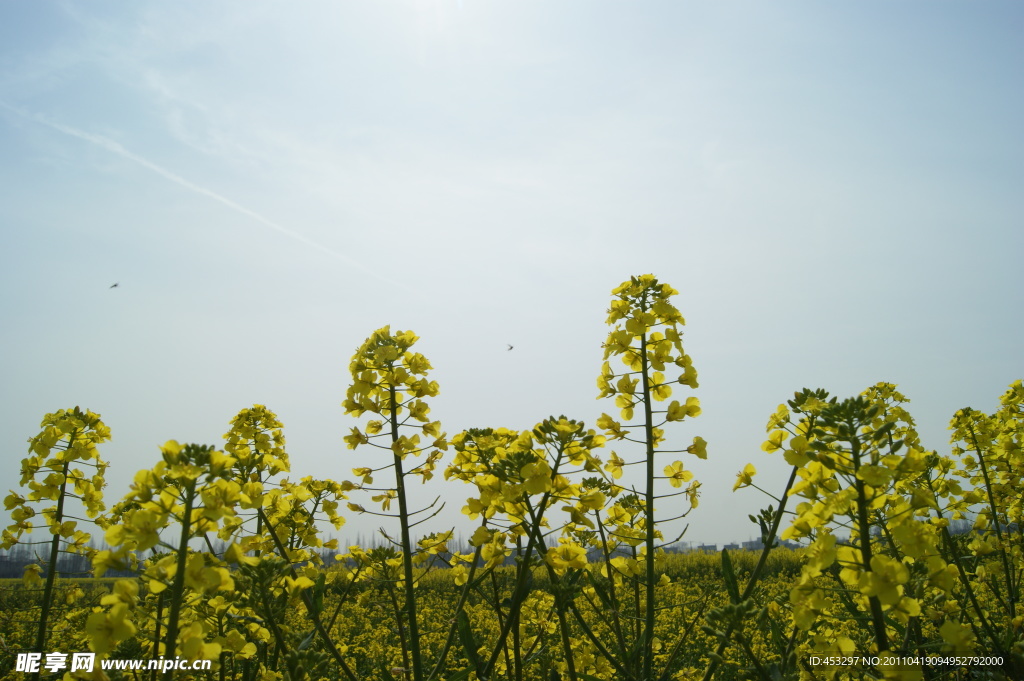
[1,1,1021,548]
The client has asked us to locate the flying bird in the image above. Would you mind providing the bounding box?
[507,344,514,351]
[109,283,119,289]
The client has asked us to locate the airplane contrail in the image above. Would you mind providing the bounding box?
[0,100,422,297]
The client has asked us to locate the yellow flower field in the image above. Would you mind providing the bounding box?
[2,275,1021,681]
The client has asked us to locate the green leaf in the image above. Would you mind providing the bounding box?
[297,630,315,651]
[445,669,473,681]
[522,645,548,667]
[626,630,647,668]
[457,609,482,672]
[588,576,613,609]
[312,572,326,614]
[767,612,784,651]
[721,549,740,604]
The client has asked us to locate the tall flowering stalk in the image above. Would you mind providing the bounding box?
[946,381,1024,670]
[595,275,704,680]
[3,407,109,677]
[223,404,291,555]
[756,383,1022,679]
[343,326,448,681]
[764,386,935,678]
[223,405,354,680]
[96,441,240,666]
[445,419,608,680]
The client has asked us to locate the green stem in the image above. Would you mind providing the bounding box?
[258,508,360,681]
[564,597,636,681]
[163,481,196,667]
[479,442,568,679]
[512,598,523,681]
[520,504,580,681]
[850,434,889,652]
[389,383,424,681]
[31,452,73,681]
[638,315,657,681]
[923,472,1003,651]
[593,514,628,659]
[424,545,483,681]
[548,569,579,681]
[967,423,1017,619]
[387,582,411,674]
[657,592,710,681]
[34,457,71,648]
[699,465,798,681]
[488,570,511,673]
[735,629,772,681]
[151,590,163,681]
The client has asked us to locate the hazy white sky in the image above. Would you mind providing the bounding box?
[1,1,1021,548]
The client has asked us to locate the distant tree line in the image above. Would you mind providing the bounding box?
[0,518,987,579]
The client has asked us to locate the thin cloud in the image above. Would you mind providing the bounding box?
[0,100,421,297]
